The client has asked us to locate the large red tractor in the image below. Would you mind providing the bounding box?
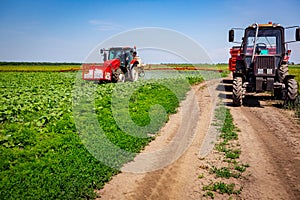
[228,22,300,106]
[82,46,144,83]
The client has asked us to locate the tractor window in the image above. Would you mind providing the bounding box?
[108,49,123,60]
[108,50,115,60]
[245,29,282,55]
[125,50,133,61]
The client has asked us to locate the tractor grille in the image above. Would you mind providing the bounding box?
[254,56,276,76]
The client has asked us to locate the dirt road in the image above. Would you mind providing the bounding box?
[225,84,300,198]
[97,77,300,199]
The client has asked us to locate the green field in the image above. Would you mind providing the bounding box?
[289,65,300,92]
[0,65,80,72]
[0,69,205,199]
[0,63,299,199]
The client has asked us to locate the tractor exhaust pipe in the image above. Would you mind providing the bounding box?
[252,23,259,62]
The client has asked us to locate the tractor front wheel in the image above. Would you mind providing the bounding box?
[278,64,288,83]
[233,76,243,106]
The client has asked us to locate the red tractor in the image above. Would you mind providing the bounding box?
[228,22,300,106]
[82,46,143,83]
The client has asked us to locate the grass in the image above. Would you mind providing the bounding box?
[210,166,240,179]
[202,105,248,199]
[198,173,205,179]
[289,65,300,92]
[234,163,249,172]
[214,109,241,160]
[203,182,242,195]
[285,65,300,118]
[203,191,215,199]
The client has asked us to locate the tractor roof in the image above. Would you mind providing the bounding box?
[109,47,134,50]
[248,22,282,28]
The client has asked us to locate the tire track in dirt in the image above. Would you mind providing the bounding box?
[220,76,300,199]
[230,106,300,199]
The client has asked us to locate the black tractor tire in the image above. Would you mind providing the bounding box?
[233,77,243,106]
[286,78,298,101]
[114,68,125,83]
[278,64,288,83]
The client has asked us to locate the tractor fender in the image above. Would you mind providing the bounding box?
[284,75,296,82]
[103,59,120,71]
[233,72,244,79]
[130,60,139,65]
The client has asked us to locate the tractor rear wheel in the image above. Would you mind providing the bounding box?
[114,68,125,82]
[278,64,288,83]
[286,78,298,101]
[233,77,243,106]
[131,67,139,81]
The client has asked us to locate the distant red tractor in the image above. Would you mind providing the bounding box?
[228,22,300,106]
[82,46,144,83]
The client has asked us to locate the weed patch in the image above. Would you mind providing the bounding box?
[201,106,249,199]
[203,182,242,195]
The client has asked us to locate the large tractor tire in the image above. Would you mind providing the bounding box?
[278,64,288,83]
[286,78,298,101]
[114,68,125,83]
[131,67,139,82]
[118,73,125,82]
[233,77,243,106]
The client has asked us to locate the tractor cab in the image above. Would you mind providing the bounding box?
[103,47,134,68]
[244,24,284,56]
[242,23,285,72]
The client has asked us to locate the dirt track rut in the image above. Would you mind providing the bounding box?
[223,77,300,199]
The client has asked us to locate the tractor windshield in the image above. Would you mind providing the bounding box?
[108,48,133,66]
[245,28,282,55]
[108,49,133,60]
[108,49,123,60]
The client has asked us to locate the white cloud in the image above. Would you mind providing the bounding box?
[88,19,125,31]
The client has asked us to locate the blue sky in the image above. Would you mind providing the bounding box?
[0,0,300,63]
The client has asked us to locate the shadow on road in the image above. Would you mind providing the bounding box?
[217,78,284,108]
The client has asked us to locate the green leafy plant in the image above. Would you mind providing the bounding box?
[203,106,248,198]
[198,173,205,179]
[210,166,240,179]
[203,182,242,195]
[203,191,215,199]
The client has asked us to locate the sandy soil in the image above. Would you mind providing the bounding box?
[96,77,300,200]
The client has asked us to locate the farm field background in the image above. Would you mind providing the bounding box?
[0,65,216,199]
[0,62,81,72]
[0,63,299,199]
[0,62,228,72]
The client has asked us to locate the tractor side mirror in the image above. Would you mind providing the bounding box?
[100,49,104,54]
[229,29,234,42]
[296,28,300,41]
[103,52,107,62]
